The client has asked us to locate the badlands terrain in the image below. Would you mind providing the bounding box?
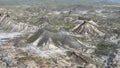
[0,0,120,68]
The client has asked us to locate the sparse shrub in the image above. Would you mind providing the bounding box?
[95,41,117,56]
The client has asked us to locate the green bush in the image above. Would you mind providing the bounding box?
[95,41,116,56]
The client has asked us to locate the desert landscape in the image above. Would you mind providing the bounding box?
[0,0,120,68]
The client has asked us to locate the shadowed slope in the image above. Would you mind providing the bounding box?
[27,29,82,50]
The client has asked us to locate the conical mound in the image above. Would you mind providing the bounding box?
[72,20,105,37]
[27,29,82,50]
